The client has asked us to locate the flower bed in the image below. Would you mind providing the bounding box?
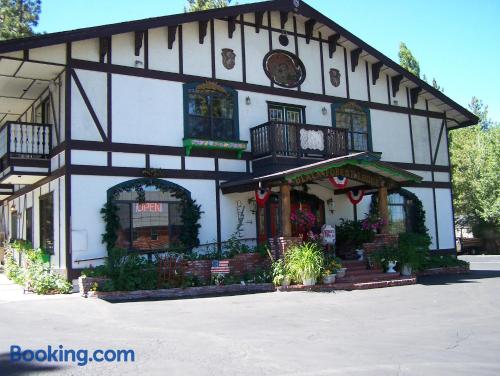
[86,283,275,301]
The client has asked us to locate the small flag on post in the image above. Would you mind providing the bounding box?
[211,260,230,274]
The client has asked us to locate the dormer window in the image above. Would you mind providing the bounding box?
[332,101,372,152]
[184,81,239,141]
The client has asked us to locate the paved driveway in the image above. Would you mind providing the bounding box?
[1,255,500,376]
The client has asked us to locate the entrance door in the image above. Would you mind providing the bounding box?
[268,103,304,156]
[257,194,281,244]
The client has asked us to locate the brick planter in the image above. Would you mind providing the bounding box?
[417,265,470,277]
[184,259,212,283]
[86,283,276,301]
[78,276,111,297]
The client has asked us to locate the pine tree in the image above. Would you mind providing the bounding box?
[185,0,233,12]
[398,42,421,77]
[0,0,41,40]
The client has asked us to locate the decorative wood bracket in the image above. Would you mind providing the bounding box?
[304,19,316,44]
[350,48,362,72]
[391,75,403,97]
[255,11,264,33]
[227,16,236,38]
[371,61,383,85]
[280,11,288,29]
[99,37,110,62]
[134,31,144,56]
[410,87,422,107]
[167,25,177,49]
[328,34,340,58]
[199,20,209,44]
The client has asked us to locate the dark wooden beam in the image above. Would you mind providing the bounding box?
[134,31,144,56]
[199,20,209,44]
[99,37,110,62]
[304,19,316,44]
[255,11,264,33]
[350,48,361,72]
[371,61,383,85]
[391,74,403,97]
[410,87,422,108]
[327,34,340,58]
[167,25,177,49]
[227,16,236,38]
[279,11,288,29]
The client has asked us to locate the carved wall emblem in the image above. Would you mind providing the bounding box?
[263,49,306,88]
[221,48,236,70]
[329,68,341,87]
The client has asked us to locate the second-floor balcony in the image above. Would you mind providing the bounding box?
[250,121,349,174]
[0,121,52,184]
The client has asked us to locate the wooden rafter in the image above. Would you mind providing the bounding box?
[371,61,383,85]
[328,34,340,58]
[255,11,264,33]
[391,75,403,97]
[410,87,422,108]
[227,16,236,39]
[134,31,144,56]
[99,37,110,62]
[350,48,362,72]
[304,19,316,44]
[167,25,177,49]
[280,11,288,29]
[198,20,208,44]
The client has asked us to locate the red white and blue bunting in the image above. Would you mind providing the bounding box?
[328,175,349,189]
[255,188,271,207]
[347,189,365,205]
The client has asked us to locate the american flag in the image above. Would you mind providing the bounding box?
[211,260,230,274]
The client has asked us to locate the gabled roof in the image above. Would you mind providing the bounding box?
[220,152,422,194]
[0,0,478,127]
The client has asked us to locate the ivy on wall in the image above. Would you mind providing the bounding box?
[370,188,429,237]
[101,177,203,252]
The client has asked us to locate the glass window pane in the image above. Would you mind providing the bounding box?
[116,203,131,250]
[39,194,54,254]
[336,112,351,129]
[132,202,169,250]
[352,113,367,132]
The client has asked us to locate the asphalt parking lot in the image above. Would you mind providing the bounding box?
[1,255,499,376]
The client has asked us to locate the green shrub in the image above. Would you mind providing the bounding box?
[336,219,375,248]
[422,255,469,269]
[271,259,288,286]
[81,265,108,277]
[5,254,24,284]
[398,232,431,271]
[372,246,400,271]
[285,242,324,283]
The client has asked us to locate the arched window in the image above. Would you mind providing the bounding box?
[332,102,371,152]
[388,193,416,234]
[107,179,191,252]
[184,81,239,141]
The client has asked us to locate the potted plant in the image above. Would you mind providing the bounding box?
[398,233,430,276]
[373,246,399,274]
[286,243,324,286]
[272,259,291,287]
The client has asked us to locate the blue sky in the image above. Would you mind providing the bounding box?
[34,0,500,122]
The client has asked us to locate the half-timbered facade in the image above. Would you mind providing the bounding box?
[0,0,477,280]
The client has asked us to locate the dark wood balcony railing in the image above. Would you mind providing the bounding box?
[250,121,349,161]
[0,121,52,171]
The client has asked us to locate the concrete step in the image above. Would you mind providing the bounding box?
[345,268,383,277]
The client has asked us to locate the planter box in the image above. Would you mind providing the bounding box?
[86,283,275,301]
[78,276,111,297]
[417,265,470,277]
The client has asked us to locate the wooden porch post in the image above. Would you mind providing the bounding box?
[280,183,292,237]
[378,184,390,234]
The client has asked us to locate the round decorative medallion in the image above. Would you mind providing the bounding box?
[263,49,306,88]
[279,34,289,46]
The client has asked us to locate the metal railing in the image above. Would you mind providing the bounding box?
[250,121,349,160]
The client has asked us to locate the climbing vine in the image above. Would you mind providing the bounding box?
[370,188,429,237]
[101,178,203,252]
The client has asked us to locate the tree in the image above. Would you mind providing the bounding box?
[449,98,500,250]
[398,42,421,77]
[398,41,444,92]
[185,0,232,12]
[0,0,41,40]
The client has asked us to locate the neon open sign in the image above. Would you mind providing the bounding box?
[135,203,163,213]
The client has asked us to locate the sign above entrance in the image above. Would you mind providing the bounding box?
[135,203,163,213]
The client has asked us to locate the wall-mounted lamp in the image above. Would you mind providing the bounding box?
[134,60,144,68]
[247,197,257,215]
[321,107,328,115]
[10,203,16,213]
[326,198,335,214]
[245,96,251,105]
